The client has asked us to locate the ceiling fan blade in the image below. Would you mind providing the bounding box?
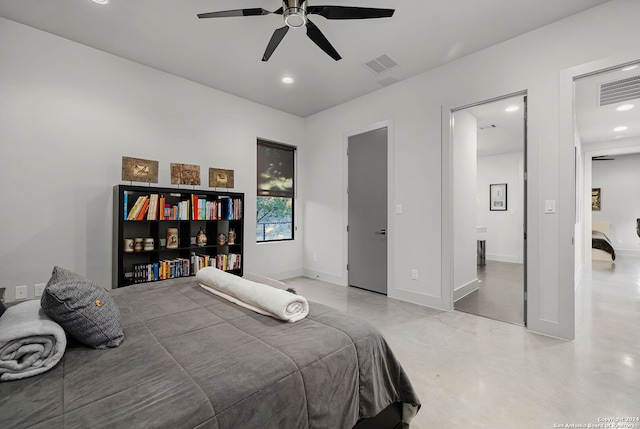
[197,8,282,19]
[262,26,290,62]
[306,20,341,61]
[306,6,394,20]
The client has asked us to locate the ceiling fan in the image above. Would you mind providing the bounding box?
[197,0,395,61]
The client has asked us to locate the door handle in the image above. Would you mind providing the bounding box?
[375,229,387,235]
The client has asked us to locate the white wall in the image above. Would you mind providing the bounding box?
[0,17,305,297]
[477,152,524,264]
[453,111,478,299]
[592,152,640,255]
[303,0,640,339]
[581,137,640,269]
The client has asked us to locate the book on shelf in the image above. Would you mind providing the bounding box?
[135,198,150,220]
[132,257,191,284]
[190,252,241,274]
[158,196,166,220]
[127,195,147,220]
[147,194,159,220]
[123,193,129,221]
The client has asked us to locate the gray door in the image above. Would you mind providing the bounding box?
[348,127,388,294]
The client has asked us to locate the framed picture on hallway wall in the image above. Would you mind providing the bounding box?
[592,188,601,211]
[490,183,507,211]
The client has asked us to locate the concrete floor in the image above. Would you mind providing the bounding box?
[283,255,640,428]
[454,260,525,326]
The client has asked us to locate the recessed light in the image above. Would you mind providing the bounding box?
[92,0,109,4]
[616,104,634,112]
[505,105,519,113]
[622,65,639,72]
[613,126,628,132]
[281,76,294,84]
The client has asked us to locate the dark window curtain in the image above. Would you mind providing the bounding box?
[257,141,295,197]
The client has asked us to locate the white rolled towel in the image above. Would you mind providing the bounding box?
[196,267,309,322]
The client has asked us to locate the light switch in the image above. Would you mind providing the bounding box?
[545,200,556,214]
[396,204,403,214]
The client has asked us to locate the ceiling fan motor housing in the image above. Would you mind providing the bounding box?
[283,0,307,28]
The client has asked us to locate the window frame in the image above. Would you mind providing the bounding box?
[256,139,296,243]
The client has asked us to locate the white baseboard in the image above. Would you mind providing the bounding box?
[263,268,304,281]
[302,268,347,286]
[487,254,522,264]
[616,249,640,258]
[454,279,479,302]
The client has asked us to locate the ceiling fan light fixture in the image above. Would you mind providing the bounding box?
[284,7,307,28]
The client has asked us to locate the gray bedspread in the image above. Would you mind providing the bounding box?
[0,277,420,429]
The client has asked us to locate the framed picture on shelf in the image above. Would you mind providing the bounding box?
[592,188,601,211]
[209,168,234,188]
[122,156,159,183]
[170,163,201,185]
[490,183,507,211]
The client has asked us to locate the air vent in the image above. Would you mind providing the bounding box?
[599,75,640,106]
[363,54,399,75]
[478,124,497,130]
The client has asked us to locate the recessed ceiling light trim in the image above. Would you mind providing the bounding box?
[281,76,295,84]
[92,0,109,4]
[616,104,634,112]
[505,105,520,113]
[613,126,628,132]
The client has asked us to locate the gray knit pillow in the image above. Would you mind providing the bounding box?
[41,267,124,349]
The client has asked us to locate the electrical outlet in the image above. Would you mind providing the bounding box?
[35,283,46,297]
[15,285,28,300]
[411,269,418,280]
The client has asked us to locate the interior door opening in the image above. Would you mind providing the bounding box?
[451,94,528,326]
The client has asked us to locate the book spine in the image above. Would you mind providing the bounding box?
[135,198,150,220]
[123,193,128,221]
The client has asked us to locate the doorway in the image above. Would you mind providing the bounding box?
[347,127,388,294]
[451,94,528,326]
[574,61,640,272]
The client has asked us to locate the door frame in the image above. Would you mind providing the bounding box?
[565,52,640,274]
[343,120,394,293]
[442,91,529,319]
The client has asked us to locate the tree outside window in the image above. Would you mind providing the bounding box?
[256,141,295,242]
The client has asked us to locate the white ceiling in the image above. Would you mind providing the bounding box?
[575,62,640,145]
[467,95,525,157]
[465,62,640,158]
[0,0,610,117]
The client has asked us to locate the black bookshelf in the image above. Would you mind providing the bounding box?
[112,185,244,288]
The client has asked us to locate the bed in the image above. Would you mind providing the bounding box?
[592,221,616,262]
[0,276,420,429]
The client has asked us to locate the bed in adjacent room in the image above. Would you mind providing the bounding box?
[0,274,420,429]
[592,221,616,262]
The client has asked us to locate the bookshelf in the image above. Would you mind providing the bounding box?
[112,185,244,288]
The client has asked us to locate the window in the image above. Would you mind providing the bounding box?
[256,140,295,242]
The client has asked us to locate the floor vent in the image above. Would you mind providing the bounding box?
[599,75,640,106]
[363,54,399,75]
